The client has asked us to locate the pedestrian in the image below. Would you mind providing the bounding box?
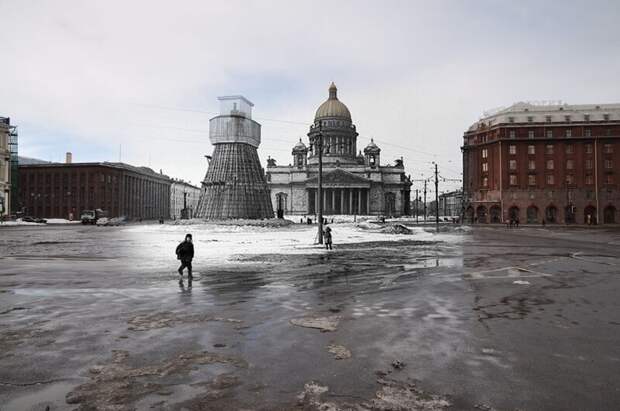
[323,226,333,250]
[176,233,194,285]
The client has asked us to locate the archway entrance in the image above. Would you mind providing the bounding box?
[545,205,558,223]
[275,192,287,218]
[489,205,501,223]
[527,206,538,224]
[584,205,597,225]
[604,205,616,224]
[508,206,520,223]
[384,192,396,217]
[565,206,576,224]
[476,205,487,223]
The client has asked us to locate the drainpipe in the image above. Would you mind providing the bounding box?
[499,140,503,223]
[594,138,599,224]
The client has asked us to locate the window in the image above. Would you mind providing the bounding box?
[509,160,517,170]
[528,175,536,186]
[546,115,552,123]
[606,174,614,185]
[528,130,534,139]
[509,130,516,139]
[585,128,591,137]
[528,145,535,155]
[586,159,593,169]
[604,113,610,121]
[546,130,553,138]
[509,145,516,155]
[566,174,575,185]
[565,115,571,122]
[508,117,515,123]
[528,160,536,170]
[585,175,594,185]
[566,129,572,138]
[527,116,533,123]
[510,175,517,185]
[566,144,574,154]
[546,144,554,155]
[584,114,590,122]
[565,159,574,170]
[482,162,488,172]
[482,177,488,187]
[605,159,613,169]
[585,144,593,154]
[546,159,554,170]
[546,174,555,185]
[604,144,613,154]
[482,148,488,158]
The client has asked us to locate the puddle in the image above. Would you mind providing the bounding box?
[3,381,76,411]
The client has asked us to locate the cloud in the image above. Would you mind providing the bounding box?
[1,0,619,190]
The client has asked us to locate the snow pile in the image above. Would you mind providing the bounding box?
[380,224,413,235]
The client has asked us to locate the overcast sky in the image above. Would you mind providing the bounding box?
[1,0,619,192]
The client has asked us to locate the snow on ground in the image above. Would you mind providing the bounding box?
[123,220,468,267]
[0,218,80,226]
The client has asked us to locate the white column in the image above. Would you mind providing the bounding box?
[358,189,362,214]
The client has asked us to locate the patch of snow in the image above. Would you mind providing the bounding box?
[512,280,531,285]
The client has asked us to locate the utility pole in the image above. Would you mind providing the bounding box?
[423,180,427,222]
[434,162,439,229]
[315,127,324,244]
[415,188,419,224]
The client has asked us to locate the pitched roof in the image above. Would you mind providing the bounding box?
[305,168,371,187]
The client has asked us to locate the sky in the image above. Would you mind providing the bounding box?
[1,0,619,194]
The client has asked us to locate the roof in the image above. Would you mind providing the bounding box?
[468,102,620,132]
[363,138,380,153]
[18,161,171,180]
[314,83,352,121]
[305,168,371,187]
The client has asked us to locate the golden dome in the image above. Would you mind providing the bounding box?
[314,82,352,121]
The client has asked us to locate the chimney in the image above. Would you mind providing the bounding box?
[66,152,72,164]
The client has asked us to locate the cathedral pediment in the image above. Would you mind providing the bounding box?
[305,169,371,187]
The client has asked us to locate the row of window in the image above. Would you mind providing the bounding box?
[483,159,614,172]
[482,143,614,158]
[482,174,614,187]
[507,113,611,123]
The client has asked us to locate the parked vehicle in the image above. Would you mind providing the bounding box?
[81,209,106,225]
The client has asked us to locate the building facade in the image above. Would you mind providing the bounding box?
[438,190,463,217]
[462,102,620,224]
[170,180,201,219]
[266,83,411,217]
[0,117,17,217]
[195,95,274,220]
[19,161,171,219]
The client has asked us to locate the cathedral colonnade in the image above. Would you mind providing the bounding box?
[307,187,370,215]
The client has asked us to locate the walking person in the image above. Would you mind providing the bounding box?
[176,233,194,286]
[323,226,333,250]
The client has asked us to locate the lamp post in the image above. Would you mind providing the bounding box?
[316,128,324,244]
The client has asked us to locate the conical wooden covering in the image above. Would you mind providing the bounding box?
[196,143,273,219]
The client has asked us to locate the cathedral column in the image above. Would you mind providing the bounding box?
[340,189,344,214]
[358,189,362,215]
[322,189,327,213]
[349,189,353,215]
[366,189,371,215]
[331,189,336,214]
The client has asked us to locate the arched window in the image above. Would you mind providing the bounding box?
[476,205,487,223]
[545,205,557,223]
[489,205,501,223]
[527,206,538,224]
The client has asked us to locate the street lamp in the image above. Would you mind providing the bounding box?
[311,126,325,244]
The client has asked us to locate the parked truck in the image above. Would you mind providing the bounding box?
[80,209,106,225]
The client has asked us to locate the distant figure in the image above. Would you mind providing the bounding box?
[542,218,546,227]
[323,226,333,250]
[515,218,520,228]
[176,233,194,285]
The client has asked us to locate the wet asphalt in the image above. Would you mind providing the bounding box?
[0,223,619,410]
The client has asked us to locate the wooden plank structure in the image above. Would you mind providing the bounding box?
[195,96,273,220]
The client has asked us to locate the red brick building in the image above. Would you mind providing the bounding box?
[462,102,620,225]
[18,161,171,220]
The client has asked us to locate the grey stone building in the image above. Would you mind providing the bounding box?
[266,83,411,216]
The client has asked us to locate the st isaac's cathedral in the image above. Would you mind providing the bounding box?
[266,83,411,216]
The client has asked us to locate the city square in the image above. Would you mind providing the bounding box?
[1,222,619,410]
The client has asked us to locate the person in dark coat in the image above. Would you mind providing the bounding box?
[323,226,333,250]
[176,233,194,284]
